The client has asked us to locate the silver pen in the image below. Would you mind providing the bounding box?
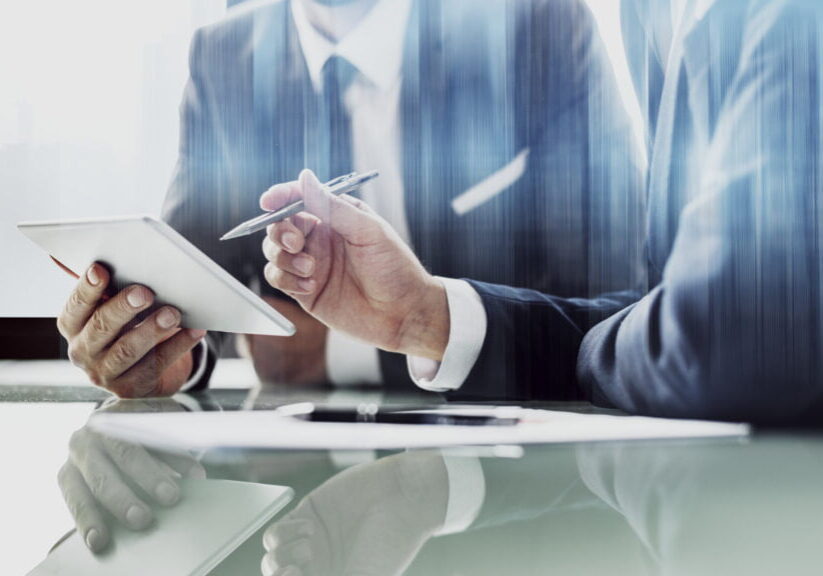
[220,170,380,241]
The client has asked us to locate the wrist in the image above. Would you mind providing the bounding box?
[396,276,449,362]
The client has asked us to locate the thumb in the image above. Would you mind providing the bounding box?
[300,169,376,240]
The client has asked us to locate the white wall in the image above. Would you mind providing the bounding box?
[0,0,225,317]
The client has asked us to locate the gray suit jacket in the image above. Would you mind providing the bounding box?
[578,0,823,423]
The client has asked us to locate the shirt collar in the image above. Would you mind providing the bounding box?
[291,0,413,93]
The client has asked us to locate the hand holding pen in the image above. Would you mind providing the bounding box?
[258,169,451,362]
[221,170,380,241]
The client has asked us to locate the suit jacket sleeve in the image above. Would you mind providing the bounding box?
[578,0,823,424]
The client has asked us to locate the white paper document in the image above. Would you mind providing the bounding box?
[89,408,749,453]
[29,479,293,576]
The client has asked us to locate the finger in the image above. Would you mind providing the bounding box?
[290,212,321,237]
[101,436,182,506]
[70,433,154,531]
[107,328,205,398]
[263,519,315,551]
[154,451,207,479]
[261,552,304,576]
[266,219,306,255]
[300,169,376,240]
[58,263,110,338]
[269,538,313,568]
[79,284,155,357]
[260,180,303,212]
[264,263,316,296]
[58,462,111,553]
[263,239,315,279]
[97,306,182,381]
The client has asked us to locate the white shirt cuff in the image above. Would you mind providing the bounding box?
[326,330,382,386]
[407,278,487,392]
[435,454,486,535]
[179,339,208,392]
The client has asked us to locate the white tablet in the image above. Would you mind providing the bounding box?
[18,215,295,336]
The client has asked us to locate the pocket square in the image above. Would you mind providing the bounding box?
[451,148,530,216]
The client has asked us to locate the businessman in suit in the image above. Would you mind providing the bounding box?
[54,0,644,397]
[262,0,823,424]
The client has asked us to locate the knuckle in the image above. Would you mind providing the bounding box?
[262,238,276,261]
[56,315,68,337]
[66,343,80,366]
[67,341,91,369]
[108,340,141,369]
[87,369,105,388]
[274,250,292,269]
[68,429,86,453]
[105,439,134,463]
[84,467,107,497]
[57,461,71,485]
[70,497,96,525]
[89,308,114,336]
[69,289,90,310]
[264,263,278,285]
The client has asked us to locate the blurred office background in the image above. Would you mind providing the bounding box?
[0,0,640,355]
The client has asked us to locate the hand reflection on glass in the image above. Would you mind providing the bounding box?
[260,451,449,576]
[57,399,206,553]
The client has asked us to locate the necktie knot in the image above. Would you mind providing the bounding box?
[321,55,358,98]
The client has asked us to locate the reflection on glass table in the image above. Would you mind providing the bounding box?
[7,380,823,576]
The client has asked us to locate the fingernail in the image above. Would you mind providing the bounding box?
[156,308,179,329]
[85,528,105,552]
[127,288,148,309]
[297,279,315,292]
[126,504,151,529]
[87,266,100,286]
[294,255,313,274]
[283,232,299,251]
[189,328,207,339]
[155,480,180,506]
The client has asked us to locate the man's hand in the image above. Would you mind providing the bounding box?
[57,263,206,397]
[261,451,448,576]
[58,416,205,553]
[243,296,329,385]
[261,169,449,361]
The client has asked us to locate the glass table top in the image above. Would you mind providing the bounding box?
[3,360,822,575]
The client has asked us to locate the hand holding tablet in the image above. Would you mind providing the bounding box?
[18,216,296,397]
